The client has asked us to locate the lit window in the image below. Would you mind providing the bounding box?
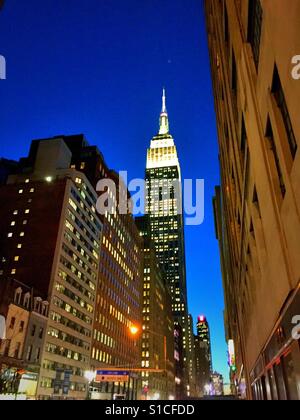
[25,209,30,214]
[19,189,23,194]
[14,256,20,262]
[25,179,30,183]
[13,210,18,215]
[80,162,86,170]
[23,220,28,225]
[8,233,13,238]
[20,232,25,237]
[11,221,16,226]
[45,177,53,183]
[17,244,22,249]
[30,188,35,193]
[11,269,16,275]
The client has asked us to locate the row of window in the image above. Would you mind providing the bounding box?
[45,342,88,363]
[49,311,91,338]
[48,326,90,351]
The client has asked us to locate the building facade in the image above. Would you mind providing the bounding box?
[206,0,300,399]
[187,314,197,398]
[145,90,190,397]
[0,281,49,399]
[136,215,175,401]
[194,315,212,397]
[196,315,212,372]
[60,135,143,400]
[0,138,103,399]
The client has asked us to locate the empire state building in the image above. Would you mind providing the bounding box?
[145,90,189,387]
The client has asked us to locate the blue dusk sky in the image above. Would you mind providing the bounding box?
[0,0,229,381]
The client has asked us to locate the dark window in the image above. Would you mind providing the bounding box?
[231,51,238,118]
[241,116,247,169]
[273,361,287,400]
[4,339,11,356]
[268,368,278,400]
[35,347,41,362]
[14,342,21,359]
[272,65,297,158]
[39,327,44,339]
[9,317,16,329]
[248,0,263,69]
[253,186,261,218]
[232,51,237,92]
[283,353,299,400]
[31,324,36,337]
[224,5,229,43]
[266,118,286,197]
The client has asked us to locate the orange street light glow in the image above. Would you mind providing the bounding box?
[129,325,139,336]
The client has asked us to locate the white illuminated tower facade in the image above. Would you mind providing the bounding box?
[145,90,189,395]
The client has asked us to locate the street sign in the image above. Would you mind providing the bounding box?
[95,370,130,383]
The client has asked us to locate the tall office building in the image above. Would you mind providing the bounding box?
[194,315,212,397]
[135,216,175,401]
[187,314,197,398]
[206,0,300,400]
[196,315,212,371]
[145,90,189,396]
[0,138,102,399]
[59,135,143,400]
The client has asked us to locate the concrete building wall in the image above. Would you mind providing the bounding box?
[206,0,300,399]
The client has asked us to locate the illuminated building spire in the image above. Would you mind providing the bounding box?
[159,88,169,135]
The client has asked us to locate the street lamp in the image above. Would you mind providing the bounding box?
[128,326,168,400]
[129,325,140,337]
[84,370,96,400]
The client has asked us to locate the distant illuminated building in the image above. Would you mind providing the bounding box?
[135,215,175,401]
[194,315,212,396]
[196,315,212,370]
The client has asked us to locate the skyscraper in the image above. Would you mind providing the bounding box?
[194,315,212,397]
[196,315,212,368]
[53,134,143,400]
[135,215,175,401]
[145,90,189,396]
[187,315,197,398]
[0,138,103,400]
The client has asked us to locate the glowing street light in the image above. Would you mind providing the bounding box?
[84,370,96,383]
[129,325,139,336]
[84,370,96,400]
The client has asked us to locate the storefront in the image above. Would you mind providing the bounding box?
[251,288,300,400]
